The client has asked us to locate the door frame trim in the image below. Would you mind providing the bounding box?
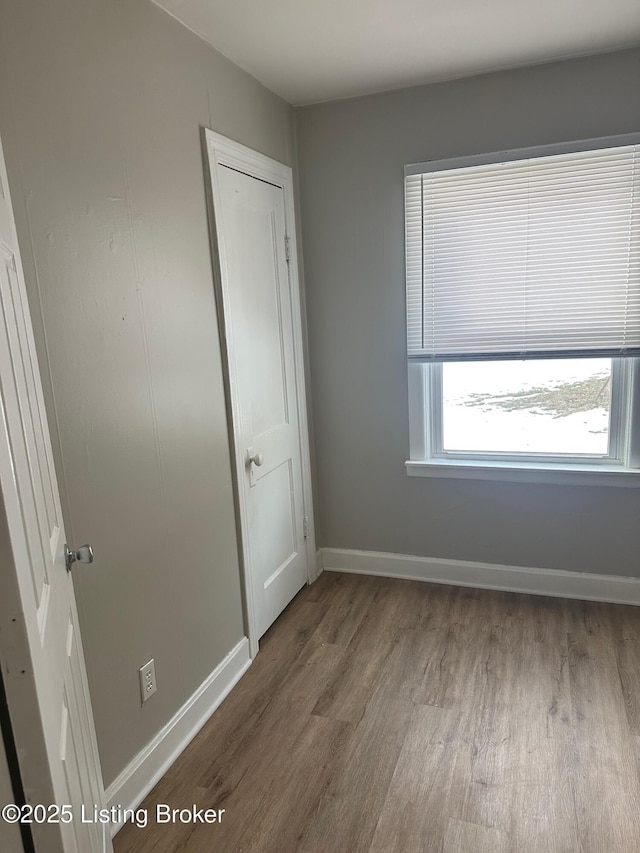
[203,129,317,658]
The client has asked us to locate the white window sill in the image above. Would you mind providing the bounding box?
[405,458,640,487]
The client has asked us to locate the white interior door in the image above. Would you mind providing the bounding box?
[207,135,313,645]
[0,134,111,852]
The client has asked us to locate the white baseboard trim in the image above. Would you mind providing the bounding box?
[320,548,640,606]
[105,637,251,835]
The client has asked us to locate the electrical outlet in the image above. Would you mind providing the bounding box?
[139,659,157,705]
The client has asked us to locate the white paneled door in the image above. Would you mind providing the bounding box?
[0,135,110,851]
[206,132,315,648]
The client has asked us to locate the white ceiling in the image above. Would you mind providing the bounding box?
[154,0,640,105]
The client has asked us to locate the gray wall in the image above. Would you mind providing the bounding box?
[296,49,640,577]
[0,0,295,786]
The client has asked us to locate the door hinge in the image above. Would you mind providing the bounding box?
[303,516,309,539]
[285,235,291,262]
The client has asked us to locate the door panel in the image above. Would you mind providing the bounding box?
[1,246,55,613]
[216,164,307,640]
[0,135,110,851]
[255,459,297,582]
[240,207,290,437]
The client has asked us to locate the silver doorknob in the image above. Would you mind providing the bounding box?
[65,543,94,573]
[249,452,264,467]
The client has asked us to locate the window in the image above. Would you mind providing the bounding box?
[405,136,640,485]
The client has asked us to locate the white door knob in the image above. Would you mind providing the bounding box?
[248,452,264,467]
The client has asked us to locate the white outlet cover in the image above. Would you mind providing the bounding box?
[139,658,157,704]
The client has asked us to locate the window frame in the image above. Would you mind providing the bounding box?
[405,134,640,486]
[407,358,640,485]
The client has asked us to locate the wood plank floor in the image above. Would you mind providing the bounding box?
[113,572,640,852]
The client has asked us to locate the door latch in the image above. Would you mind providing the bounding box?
[65,543,94,573]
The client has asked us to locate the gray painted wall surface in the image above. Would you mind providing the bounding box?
[0,0,295,786]
[296,49,640,577]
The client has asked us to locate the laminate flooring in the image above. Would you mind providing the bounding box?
[114,572,640,852]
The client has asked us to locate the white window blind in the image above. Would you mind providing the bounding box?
[405,142,640,362]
